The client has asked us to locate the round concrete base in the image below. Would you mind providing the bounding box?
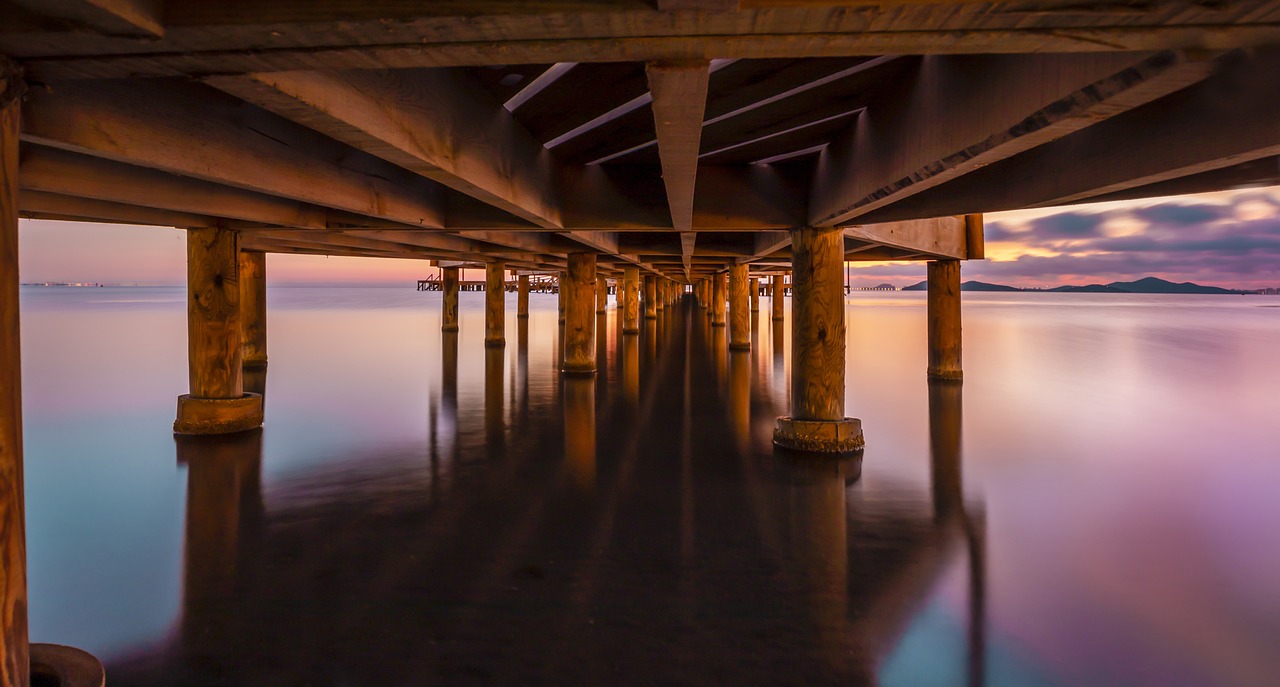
[174,393,263,435]
[31,644,105,687]
[561,363,597,376]
[729,342,751,351]
[484,338,506,348]
[441,324,459,332]
[242,357,268,369]
[773,416,864,454]
[622,328,639,335]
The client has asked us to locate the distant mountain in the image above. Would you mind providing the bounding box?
[903,276,1241,294]
[1106,276,1238,294]
[901,280,1020,292]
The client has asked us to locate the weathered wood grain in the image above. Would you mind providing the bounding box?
[622,266,640,334]
[646,60,710,232]
[563,253,597,374]
[442,267,460,332]
[749,276,759,312]
[927,260,962,381]
[771,274,785,321]
[729,263,750,350]
[0,60,30,687]
[789,227,844,421]
[187,226,244,399]
[485,262,506,346]
[239,250,267,367]
[517,274,530,318]
[595,275,608,313]
[710,272,727,327]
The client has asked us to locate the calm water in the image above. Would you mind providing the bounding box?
[19,286,1280,686]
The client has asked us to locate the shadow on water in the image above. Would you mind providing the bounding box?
[109,298,985,687]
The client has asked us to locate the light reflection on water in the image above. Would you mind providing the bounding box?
[19,286,1280,686]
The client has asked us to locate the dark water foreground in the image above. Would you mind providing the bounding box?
[21,288,1280,686]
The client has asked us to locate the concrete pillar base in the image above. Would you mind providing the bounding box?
[927,369,964,383]
[729,342,750,351]
[485,338,506,348]
[243,357,268,369]
[31,644,105,687]
[773,416,864,454]
[441,323,459,333]
[174,393,263,435]
[561,362,597,376]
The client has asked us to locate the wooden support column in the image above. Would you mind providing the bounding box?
[563,253,597,375]
[771,274,786,321]
[622,266,640,334]
[711,272,727,327]
[517,274,530,319]
[557,270,567,324]
[927,260,963,382]
[175,226,263,435]
[239,251,267,368]
[773,227,862,454]
[729,264,750,350]
[486,262,506,347]
[644,275,658,319]
[0,61,30,687]
[442,267,459,332]
[750,276,760,312]
[595,276,608,313]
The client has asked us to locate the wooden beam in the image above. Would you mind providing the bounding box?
[657,0,738,10]
[206,68,563,228]
[18,146,329,229]
[18,9,1280,82]
[843,216,968,260]
[19,78,447,228]
[809,50,1222,226]
[11,0,164,38]
[646,60,710,232]
[680,232,696,279]
[19,189,214,228]
[852,49,1280,223]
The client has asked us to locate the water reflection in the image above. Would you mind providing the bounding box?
[97,301,993,685]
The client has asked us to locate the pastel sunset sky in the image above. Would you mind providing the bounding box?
[18,185,1280,290]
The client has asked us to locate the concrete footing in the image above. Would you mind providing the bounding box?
[31,643,106,687]
[174,393,264,435]
[772,416,864,454]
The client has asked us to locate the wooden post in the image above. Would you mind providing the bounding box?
[655,278,665,312]
[750,276,760,312]
[517,274,530,318]
[644,274,658,319]
[595,275,608,313]
[729,263,750,350]
[175,226,263,435]
[773,227,862,454]
[485,262,506,347]
[771,274,785,321]
[563,253,597,375]
[442,266,459,332]
[927,260,963,382]
[0,63,30,687]
[622,266,640,334]
[557,270,566,324]
[710,272,727,327]
[239,250,267,368]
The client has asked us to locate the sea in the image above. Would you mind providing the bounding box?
[19,285,1280,686]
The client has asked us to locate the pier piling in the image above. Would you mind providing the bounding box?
[563,253,597,375]
[773,227,862,454]
[239,250,267,368]
[711,273,727,327]
[517,274,530,318]
[442,267,459,332]
[622,267,640,334]
[927,260,963,382]
[729,264,750,350]
[485,262,505,347]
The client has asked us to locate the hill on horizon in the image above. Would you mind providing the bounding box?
[900,276,1241,294]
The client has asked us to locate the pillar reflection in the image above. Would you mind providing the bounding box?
[177,430,264,663]
[485,346,505,451]
[927,380,987,687]
[728,350,751,454]
[517,317,530,425]
[563,377,596,492]
[622,332,640,409]
[778,455,853,670]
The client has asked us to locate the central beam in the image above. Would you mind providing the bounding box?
[646,60,711,232]
[810,51,1221,227]
[206,68,563,229]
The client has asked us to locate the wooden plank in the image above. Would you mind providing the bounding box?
[19,146,330,229]
[853,48,1280,223]
[10,0,1279,78]
[21,79,447,229]
[11,0,164,37]
[19,189,215,228]
[646,60,711,232]
[0,59,30,687]
[842,216,968,260]
[658,0,738,10]
[206,68,562,228]
[809,50,1221,226]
